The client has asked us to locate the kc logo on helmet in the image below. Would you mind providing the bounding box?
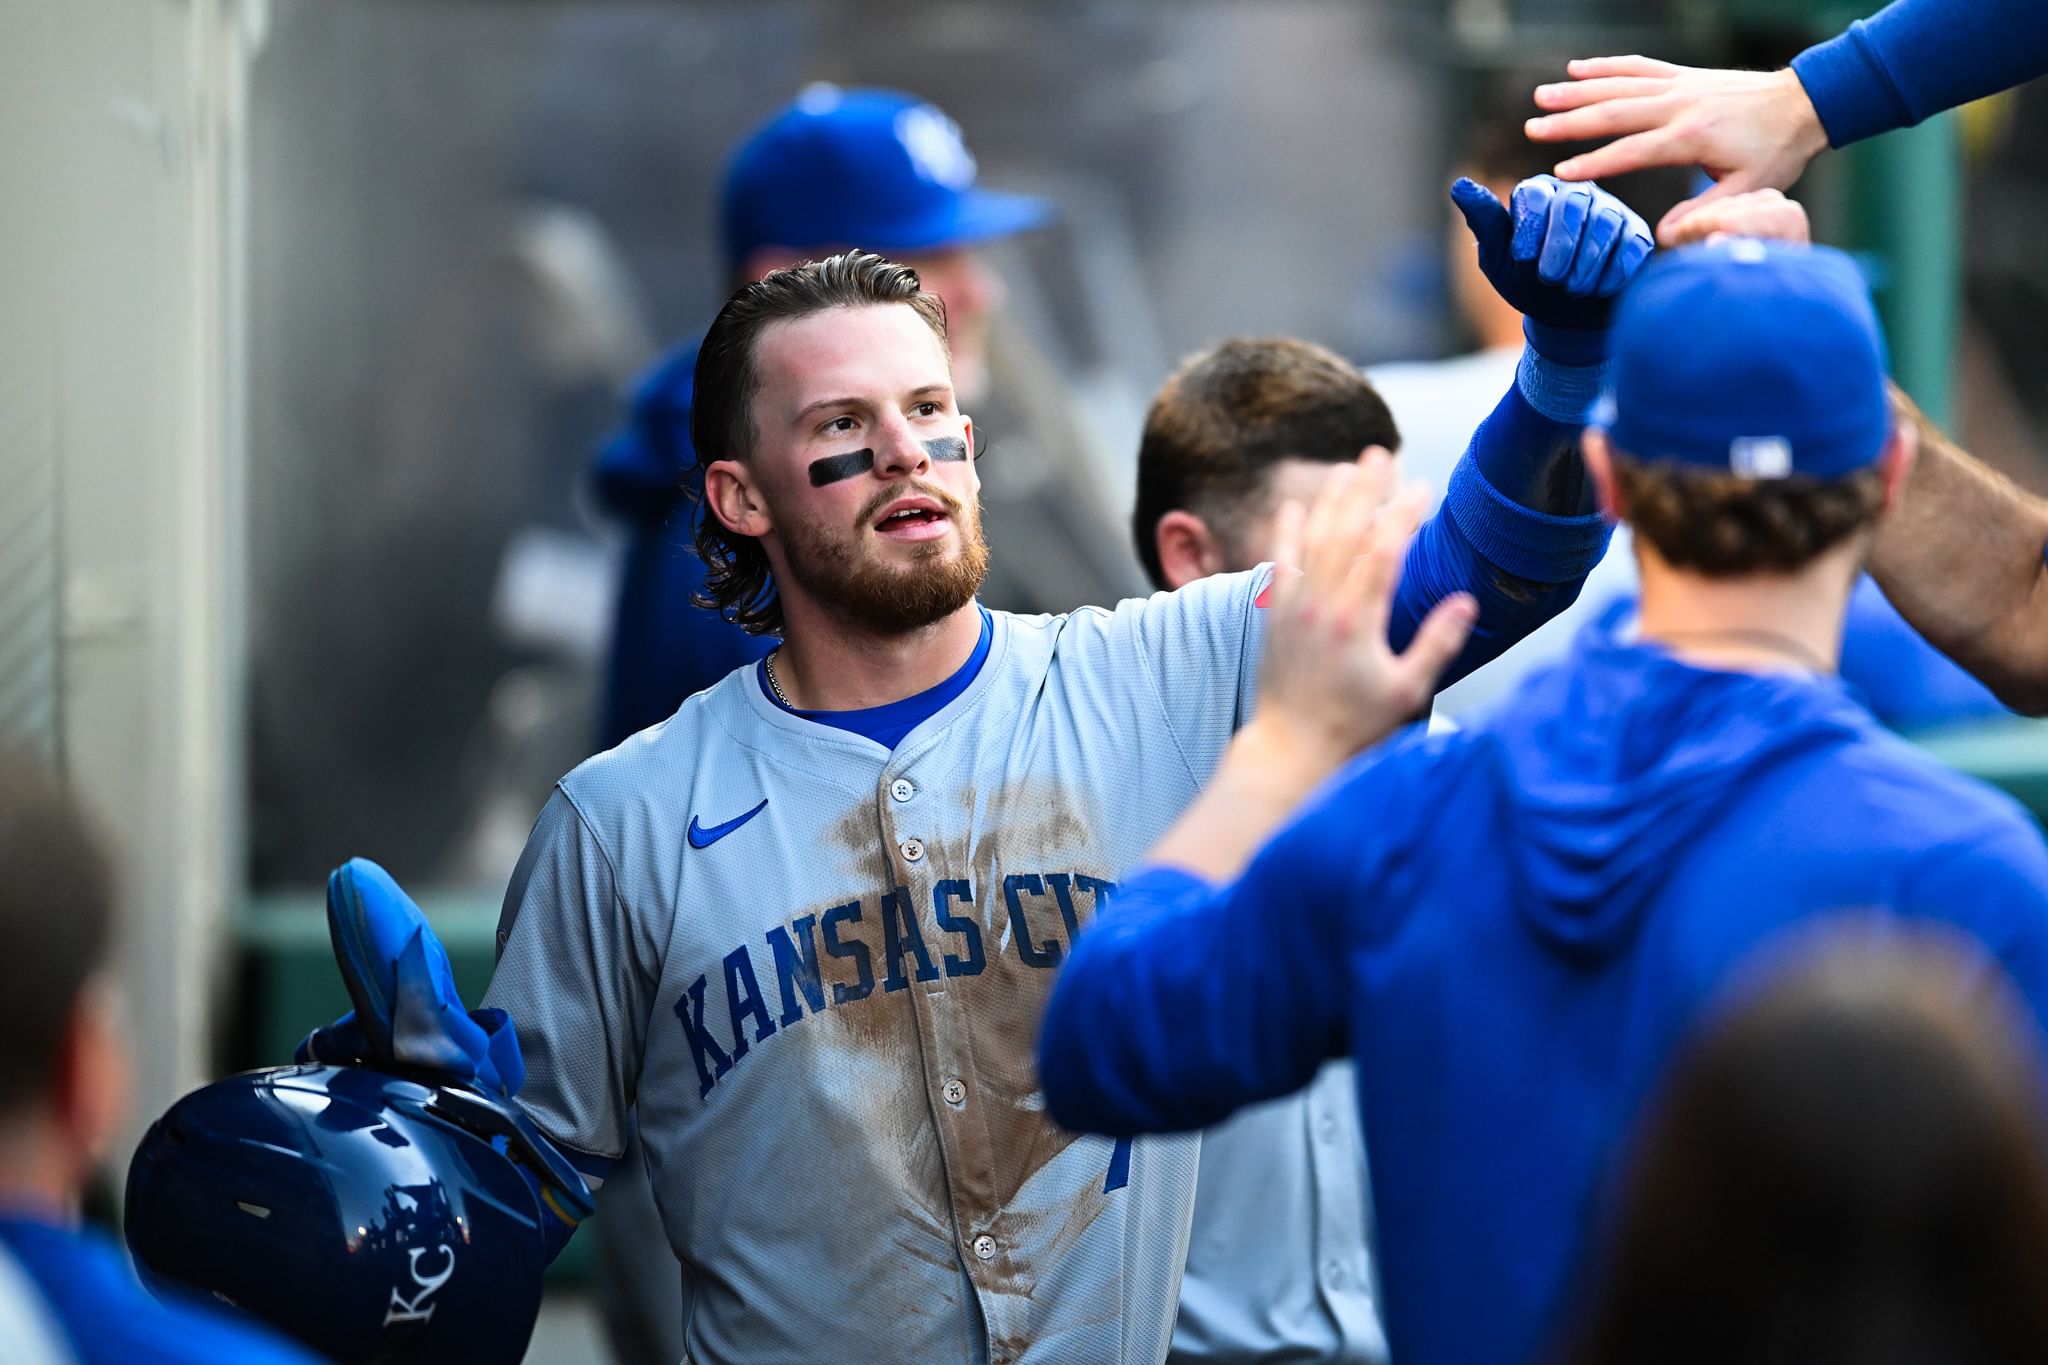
[384,1243,456,1327]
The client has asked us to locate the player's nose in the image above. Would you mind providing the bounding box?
[873,413,930,478]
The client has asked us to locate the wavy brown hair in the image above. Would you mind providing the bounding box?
[689,251,949,635]
[1613,455,1886,578]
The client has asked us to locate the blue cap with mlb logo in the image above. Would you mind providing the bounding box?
[1591,238,1892,480]
[721,85,1052,268]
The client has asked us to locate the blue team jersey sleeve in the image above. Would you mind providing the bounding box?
[1792,0,2048,147]
[484,786,661,1166]
[1039,729,1442,1136]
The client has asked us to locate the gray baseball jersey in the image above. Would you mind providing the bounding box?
[485,568,1268,1365]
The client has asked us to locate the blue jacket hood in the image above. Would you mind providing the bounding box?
[1477,641,1875,958]
[594,342,701,525]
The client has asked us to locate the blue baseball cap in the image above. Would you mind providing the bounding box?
[1592,239,1891,480]
[721,84,1053,268]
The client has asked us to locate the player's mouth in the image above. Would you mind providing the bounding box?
[870,495,954,542]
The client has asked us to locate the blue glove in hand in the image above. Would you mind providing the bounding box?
[295,857,597,1231]
[1451,174,1653,365]
[296,857,524,1098]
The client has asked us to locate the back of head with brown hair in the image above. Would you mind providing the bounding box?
[1132,337,1400,590]
[1612,456,1887,578]
[0,750,115,1115]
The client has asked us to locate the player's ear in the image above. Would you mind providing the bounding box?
[1155,509,1226,590]
[705,458,773,538]
[1875,420,1918,517]
[52,974,128,1177]
[1582,429,1623,522]
[962,414,980,494]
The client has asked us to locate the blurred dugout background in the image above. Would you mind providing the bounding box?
[4,0,2048,1360]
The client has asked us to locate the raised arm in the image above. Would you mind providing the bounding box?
[1040,459,1471,1135]
[1528,0,2048,241]
[1391,175,1650,686]
[1868,385,2048,715]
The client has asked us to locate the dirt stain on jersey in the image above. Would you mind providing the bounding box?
[813,770,1129,1329]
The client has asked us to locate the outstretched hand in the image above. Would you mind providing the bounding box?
[1525,57,1831,244]
[1140,451,1475,884]
[1252,451,1476,769]
[1451,174,1654,360]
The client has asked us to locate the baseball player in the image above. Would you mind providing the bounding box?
[1526,11,2048,713]
[1037,238,2048,1365]
[0,751,321,1365]
[1139,192,1774,1365]
[596,85,1072,751]
[482,172,1650,1363]
[593,85,1066,1365]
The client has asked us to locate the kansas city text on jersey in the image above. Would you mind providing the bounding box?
[675,871,1118,1099]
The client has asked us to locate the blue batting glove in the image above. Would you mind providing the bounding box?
[1451,174,1653,365]
[295,856,525,1098]
[294,857,596,1231]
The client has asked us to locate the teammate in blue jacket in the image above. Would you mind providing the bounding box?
[481,167,1653,1364]
[1525,0,2048,241]
[1529,30,2048,714]
[1037,239,2048,1365]
[0,753,320,1365]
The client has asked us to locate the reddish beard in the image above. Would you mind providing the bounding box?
[778,482,991,634]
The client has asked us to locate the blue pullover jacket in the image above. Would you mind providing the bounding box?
[1040,640,2048,1365]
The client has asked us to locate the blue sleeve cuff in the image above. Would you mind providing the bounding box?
[1792,21,1914,148]
[1515,343,1614,424]
[1445,456,1613,585]
[1521,317,1612,370]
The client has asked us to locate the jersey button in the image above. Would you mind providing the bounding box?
[890,778,915,802]
[942,1078,967,1106]
[972,1234,998,1262]
[901,838,925,862]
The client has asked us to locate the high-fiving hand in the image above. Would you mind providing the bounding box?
[1523,57,1831,244]
[1252,451,1476,768]
[1143,451,1475,884]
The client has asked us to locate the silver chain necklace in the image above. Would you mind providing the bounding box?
[764,650,795,708]
[1652,627,1832,674]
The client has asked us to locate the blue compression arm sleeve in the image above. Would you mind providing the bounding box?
[1389,347,1613,686]
[1792,0,2048,148]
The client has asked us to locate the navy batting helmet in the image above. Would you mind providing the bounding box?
[124,1062,591,1364]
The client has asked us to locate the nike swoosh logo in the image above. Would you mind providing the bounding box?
[687,799,769,850]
